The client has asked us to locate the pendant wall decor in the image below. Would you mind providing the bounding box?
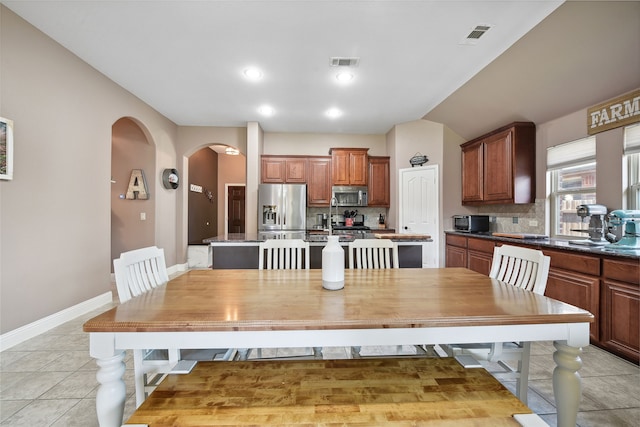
[162,168,180,189]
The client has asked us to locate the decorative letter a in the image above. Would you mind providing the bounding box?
[126,169,149,200]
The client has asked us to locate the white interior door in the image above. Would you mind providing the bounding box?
[399,165,439,268]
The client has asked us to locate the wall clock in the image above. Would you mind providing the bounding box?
[162,168,179,189]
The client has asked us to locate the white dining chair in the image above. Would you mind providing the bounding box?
[239,239,319,360]
[347,238,399,269]
[442,244,551,404]
[258,238,310,270]
[114,246,234,407]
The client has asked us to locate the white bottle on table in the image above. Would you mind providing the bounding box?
[322,236,344,290]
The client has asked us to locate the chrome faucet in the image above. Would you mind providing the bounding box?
[328,197,337,236]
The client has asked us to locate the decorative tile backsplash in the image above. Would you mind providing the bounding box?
[307,199,547,234]
[477,198,546,234]
[307,207,388,229]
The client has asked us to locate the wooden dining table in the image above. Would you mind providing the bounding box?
[84,268,593,427]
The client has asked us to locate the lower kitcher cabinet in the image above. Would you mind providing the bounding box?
[601,280,639,362]
[445,244,466,268]
[601,258,639,363]
[545,269,600,342]
[466,237,495,276]
[444,233,639,363]
[445,234,467,268]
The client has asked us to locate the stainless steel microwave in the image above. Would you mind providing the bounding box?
[332,186,368,207]
[453,215,490,233]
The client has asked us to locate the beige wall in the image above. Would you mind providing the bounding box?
[387,119,444,226]
[217,154,247,235]
[263,133,386,156]
[111,118,156,264]
[386,119,456,266]
[175,126,247,256]
[245,122,264,234]
[188,147,218,244]
[0,7,179,333]
[536,93,635,215]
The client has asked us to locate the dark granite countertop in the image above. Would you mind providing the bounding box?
[445,230,640,260]
[204,233,432,245]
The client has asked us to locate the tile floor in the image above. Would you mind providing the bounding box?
[1,299,638,426]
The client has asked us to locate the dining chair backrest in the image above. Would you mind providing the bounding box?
[114,246,170,303]
[348,239,399,269]
[258,239,310,270]
[489,245,550,295]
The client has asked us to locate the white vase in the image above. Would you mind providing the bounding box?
[322,235,345,290]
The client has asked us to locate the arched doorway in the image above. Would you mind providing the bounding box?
[187,144,246,240]
[111,117,156,268]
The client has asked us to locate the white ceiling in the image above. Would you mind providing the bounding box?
[3,1,638,139]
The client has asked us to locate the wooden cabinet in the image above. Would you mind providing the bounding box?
[467,237,495,276]
[444,234,494,274]
[368,156,390,207]
[261,156,307,183]
[445,234,467,268]
[461,142,484,203]
[307,157,332,206]
[330,148,368,186]
[461,122,535,205]
[543,249,601,342]
[601,258,639,363]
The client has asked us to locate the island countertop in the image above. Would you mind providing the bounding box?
[204,232,433,246]
[204,233,433,269]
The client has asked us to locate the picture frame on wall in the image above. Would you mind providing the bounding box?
[0,117,14,180]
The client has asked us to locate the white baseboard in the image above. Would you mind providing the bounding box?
[172,263,189,273]
[0,291,113,352]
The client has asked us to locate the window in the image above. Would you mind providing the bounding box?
[547,137,596,238]
[624,123,640,209]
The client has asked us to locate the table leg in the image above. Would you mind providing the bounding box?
[313,347,323,359]
[95,351,126,427]
[552,341,583,427]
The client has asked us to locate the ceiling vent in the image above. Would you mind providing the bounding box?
[460,24,493,45]
[330,57,360,67]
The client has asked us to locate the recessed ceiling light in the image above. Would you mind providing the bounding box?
[325,108,342,119]
[225,147,240,155]
[258,105,275,116]
[336,72,354,83]
[242,67,263,81]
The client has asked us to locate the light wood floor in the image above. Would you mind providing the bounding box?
[1,298,638,426]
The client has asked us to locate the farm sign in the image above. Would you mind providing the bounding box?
[587,89,640,135]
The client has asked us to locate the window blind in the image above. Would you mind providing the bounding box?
[547,137,596,170]
[624,123,640,155]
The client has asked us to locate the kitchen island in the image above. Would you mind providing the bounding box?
[204,233,433,269]
[445,230,639,364]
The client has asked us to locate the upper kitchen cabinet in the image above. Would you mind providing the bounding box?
[307,156,332,206]
[368,156,390,207]
[330,148,368,186]
[461,122,536,205]
[261,156,307,184]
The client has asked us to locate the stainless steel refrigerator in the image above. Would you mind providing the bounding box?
[258,184,306,238]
